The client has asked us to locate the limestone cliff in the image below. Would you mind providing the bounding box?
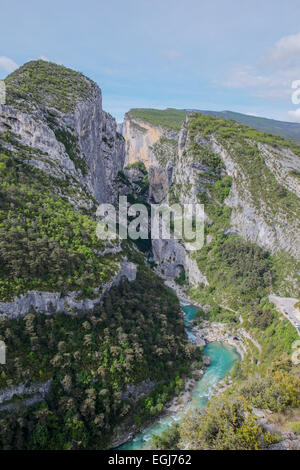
[123,112,300,257]
[123,111,179,202]
[175,118,300,259]
[2,60,125,206]
[0,61,130,315]
[122,110,300,296]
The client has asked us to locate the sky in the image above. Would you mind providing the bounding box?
[1,0,300,122]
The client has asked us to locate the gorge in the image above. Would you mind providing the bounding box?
[0,61,299,450]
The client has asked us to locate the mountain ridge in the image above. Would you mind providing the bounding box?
[126,107,300,144]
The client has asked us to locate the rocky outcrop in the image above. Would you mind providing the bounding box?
[258,143,300,198]
[0,259,137,319]
[122,111,299,298]
[0,380,51,412]
[171,122,221,205]
[191,321,262,359]
[121,379,156,402]
[1,72,125,206]
[0,103,77,179]
[210,137,300,258]
[267,436,300,450]
[68,97,125,204]
[115,166,149,200]
[148,166,169,203]
[0,380,51,405]
[152,238,207,286]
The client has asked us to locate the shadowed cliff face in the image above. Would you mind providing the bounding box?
[0,61,130,314]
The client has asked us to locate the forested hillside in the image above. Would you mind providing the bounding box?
[0,62,198,449]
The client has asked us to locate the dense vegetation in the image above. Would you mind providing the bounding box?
[177,370,300,450]
[189,114,300,218]
[0,268,197,449]
[127,108,187,130]
[148,112,300,451]
[193,233,273,308]
[0,136,119,301]
[151,137,178,167]
[151,370,300,450]
[192,110,300,144]
[1,63,299,451]
[0,68,199,450]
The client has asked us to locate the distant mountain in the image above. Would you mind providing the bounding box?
[184,109,300,144]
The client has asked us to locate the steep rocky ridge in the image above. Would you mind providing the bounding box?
[3,60,125,206]
[123,110,179,203]
[0,258,137,319]
[122,111,300,298]
[0,64,197,451]
[0,61,132,311]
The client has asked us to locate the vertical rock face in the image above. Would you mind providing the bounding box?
[123,112,179,202]
[122,110,300,289]
[0,258,137,319]
[208,137,300,258]
[172,121,300,258]
[0,61,130,315]
[152,238,207,286]
[2,60,125,206]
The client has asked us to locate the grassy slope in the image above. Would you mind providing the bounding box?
[127,108,187,130]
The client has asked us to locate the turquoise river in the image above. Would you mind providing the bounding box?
[117,302,240,450]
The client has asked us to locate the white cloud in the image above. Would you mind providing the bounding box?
[288,108,300,122]
[222,32,300,101]
[0,56,18,74]
[39,55,49,61]
[266,32,300,65]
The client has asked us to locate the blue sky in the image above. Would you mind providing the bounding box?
[1,0,300,122]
